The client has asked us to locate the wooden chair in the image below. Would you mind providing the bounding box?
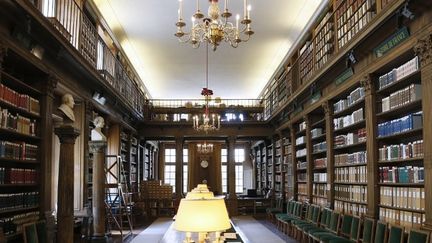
[407,228,430,243]
[387,225,404,243]
[373,221,388,243]
[35,220,47,243]
[360,217,375,243]
[328,215,362,243]
[23,223,38,243]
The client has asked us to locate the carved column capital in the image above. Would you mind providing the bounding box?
[322,101,331,116]
[55,125,81,144]
[360,75,373,93]
[89,141,107,153]
[414,34,432,66]
[46,74,59,98]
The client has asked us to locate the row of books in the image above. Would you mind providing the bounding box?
[140,180,173,199]
[283,154,293,164]
[299,42,314,82]
[377,112,422,137]
[381,84,421,113]
[0,192,39,211]
[379,166,424,183]
[335,184,367,203]
[378,140,423,161]
[284,144,292,155]
[296,148,307,158]
[335,151,367,166]
[314,158,327,169]
[311,128,323,138]
[336,0,375,49]
[297,172,307,182]
[275,175,283,182]
[298,195,309,203]
[313,197,328,207]
[296,136,306,145]
[0,108,37,136]
[0,83,40,115]
[0,211,39,236]
[335,166,367,183]
[378,56,419,90]
[298,183,307,195]
[0,168,38,184]
[334,87,365,113]
[313,141,327,153]
[335,200,367,216]
[313,184,327,197]
[379,208,424,230]
[0,140,38,160]
[334,128,367,147]
[334,108,364,130]
[314,11,334,70]
[275,164,282,173]
[314,173,327,182]
[297,161,307,170]
[380,186,425,210]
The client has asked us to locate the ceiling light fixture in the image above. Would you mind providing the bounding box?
[197,142,214,154]
[175,0,254,51]
[192,43,221,133]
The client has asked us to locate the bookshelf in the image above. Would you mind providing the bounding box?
[299,41,314,84]
[293,118,310,202]
[332,84,368,216]
[274,139,283,198]
[314,9,335,71]
[310,107,328,207]
[0,60,44,238]
[283,136,294,201]
[375,55,425,230]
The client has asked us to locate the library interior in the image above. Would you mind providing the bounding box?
[0,0,432,242]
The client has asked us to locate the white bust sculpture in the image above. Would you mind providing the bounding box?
[58,93,75,122]
[91,116,106,141]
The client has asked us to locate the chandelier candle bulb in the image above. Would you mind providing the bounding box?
[244,0,247,17]
[179,0,183,20]
[224,0,227,11]
[247,5,251,19]
[236,14,239,30]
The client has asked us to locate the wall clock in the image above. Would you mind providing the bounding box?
[200,160,209,168]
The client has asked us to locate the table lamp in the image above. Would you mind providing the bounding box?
[174,198,231,243]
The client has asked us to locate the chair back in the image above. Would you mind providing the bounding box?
[388,225,404,243]
[311,206,320,223]
[349,215,361,241]
[23,223,38,243]
[374,221,388,243]
[407,229,430,243]
[340,214,353,237]
[320,208,331,228]
[35,220,47,243]
[328,211,341,233]
[362,217,375,243]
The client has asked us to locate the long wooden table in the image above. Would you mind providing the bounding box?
[160,219,249,243]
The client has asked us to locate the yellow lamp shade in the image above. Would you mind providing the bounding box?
[186,191,214,199]
[174,198,231,233]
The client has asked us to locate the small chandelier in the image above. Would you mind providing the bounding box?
[175,0,254,51]
[193,43,221,133]
[197,142,214,154]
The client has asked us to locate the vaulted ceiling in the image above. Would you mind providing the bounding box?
[92,0,326,99]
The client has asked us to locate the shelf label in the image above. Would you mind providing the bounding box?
[335,68,354,86]
[374,26,410,58]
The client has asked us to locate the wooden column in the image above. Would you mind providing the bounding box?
[39,75,57,215]
[414,34,432,230]
[175,137,184,198]
[89,141,108,242]
[227,136,238,216]
[362,76,379,219]
[55,125,80,243]
[304,116,313,202]
[322,101,335,208]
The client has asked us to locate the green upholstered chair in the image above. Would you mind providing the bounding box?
[328,215,362,243]
[361,217,375,243]
[23,223,38,243]
[310,211,341,242]
[267,197,284,223]
[373,221,388,243]
[296,205,321,241]
[388,225,404,243]
[407,229,430,243]
[319,214,353,243]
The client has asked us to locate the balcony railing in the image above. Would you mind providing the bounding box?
[30,0,145,116]
[148,99,264,109]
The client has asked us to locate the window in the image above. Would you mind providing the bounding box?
[164,148,176,192]
[235,148,245,193]
[221,148,228,193]
[183,148,188,193]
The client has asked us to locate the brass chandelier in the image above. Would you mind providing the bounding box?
[175,0,254,51]
[197,142,214,154]
[192,43,221,133]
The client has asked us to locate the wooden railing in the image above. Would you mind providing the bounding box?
[32,0,146,117]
